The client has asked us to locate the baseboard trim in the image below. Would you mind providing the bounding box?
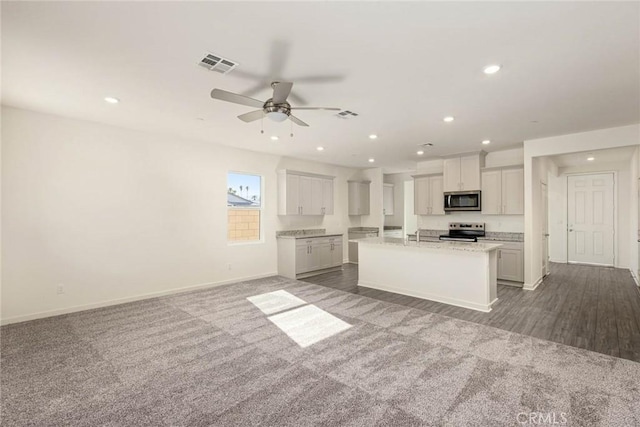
[631,268,639,287]
[523,276,543,291]
[357,280,494,313]
[0,272,278,326]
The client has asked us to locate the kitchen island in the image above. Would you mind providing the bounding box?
[356,237,502,312]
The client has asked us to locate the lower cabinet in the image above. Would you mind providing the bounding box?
[496,241,524,283]
[278,236,343,279]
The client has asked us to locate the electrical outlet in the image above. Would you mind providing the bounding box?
[56,284,65,295]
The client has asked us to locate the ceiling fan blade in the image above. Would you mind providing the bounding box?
[210,89,264,108]
[272,82,293,104]
[290,107,341,111]
[289,115,309,127]
[237,110,264,123]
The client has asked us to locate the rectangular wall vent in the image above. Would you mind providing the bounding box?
[198,53,239,74]
[336,110,358,119]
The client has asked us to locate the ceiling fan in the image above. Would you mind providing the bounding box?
[210,81,340,127]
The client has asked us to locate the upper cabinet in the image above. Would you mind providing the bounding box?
[383,183,394,216]
[413,174,445,215]
[443,152,486,192]
[348,181,370,215]
[481,167,524,215]
[278,170,335,216]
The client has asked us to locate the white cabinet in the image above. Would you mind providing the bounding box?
[496,241,524,283]
[383,184,394,215]
[443,153,485,192]
[413,174,444,215]
[278,170,335,215]
[481,167,524,215]
[278,236,343,279]
[348,181,370,215]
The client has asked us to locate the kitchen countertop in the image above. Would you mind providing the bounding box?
[406,234,523,243]
[277,233,343,240]
[357,237,502,253]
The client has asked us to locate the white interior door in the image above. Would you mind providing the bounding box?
[541,182,549,276]
[567,173,615,266]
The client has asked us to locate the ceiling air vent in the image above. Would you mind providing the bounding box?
[198,53,239,74]
[336,110,358,119]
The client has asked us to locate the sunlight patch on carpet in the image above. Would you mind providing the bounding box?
[247,290,306,315]
[268,304,352,348]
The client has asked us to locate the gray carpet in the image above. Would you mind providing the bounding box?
[2,276,640,426]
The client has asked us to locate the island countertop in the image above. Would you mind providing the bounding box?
[277,233,343,240]
[356,237,502,253]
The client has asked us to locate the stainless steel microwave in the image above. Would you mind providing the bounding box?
[444,191,481,212]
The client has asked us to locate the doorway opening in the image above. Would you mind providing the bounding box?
[567,173,615,266]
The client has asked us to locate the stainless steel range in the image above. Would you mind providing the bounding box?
[439,222,485,242]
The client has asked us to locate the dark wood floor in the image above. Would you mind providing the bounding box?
[303,262,640,362]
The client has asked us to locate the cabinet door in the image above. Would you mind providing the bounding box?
[286,174,301,215]
[502,168,524,215]
[460,155,481,190]
[414,177,430,215]
[299,176,314,215]
[307,240,322,271]
[317,241,333,269]
[481,170,502,215]
[498,249,524,282]
[443,158,461,192]
[383,184,394,215]
[322,179,334,215]
[331,241,343,267]
[429,176,445,215]
[348,182,359,215]
[295,243,309,274]
[309,177,324,215]
[359,183,371,215]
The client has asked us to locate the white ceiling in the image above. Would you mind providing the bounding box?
[549,145,639,168]
[2,2,639,172]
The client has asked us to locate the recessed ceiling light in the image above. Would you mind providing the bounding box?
[482,140,491,145]
[443,116,454,122]
[483,64,501,74]
[368,158,375,163]
[587,156,595,161]
[417,150,424,155]
[369,134,378,140]
[104,97,119,104]
[270,136,279,141]
[317,146,324,151]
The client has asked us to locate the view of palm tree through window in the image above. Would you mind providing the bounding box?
[227,172,261,242]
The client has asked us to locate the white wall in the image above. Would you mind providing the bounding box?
[383,172,413,228]
[631,148,639,284]
[1,107,360,323]
[356,167,384,232]
[524,124,640,289]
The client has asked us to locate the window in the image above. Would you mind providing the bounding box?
[227,172,262,242]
